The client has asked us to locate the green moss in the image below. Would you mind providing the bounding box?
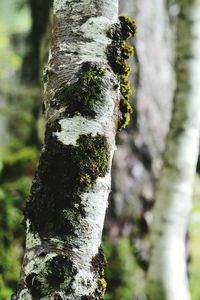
[100,279,107,298]
[79,173,92,187]
[119,16,137,40]
[25,129,110,237]
[52,62,106,118]
[107,16,136,129]
[76,134,110,186]
[91,247,107,299]
[120,77,131,100]
[121,41,134,59]
[120,99,133,129]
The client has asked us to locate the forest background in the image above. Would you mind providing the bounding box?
[1,0,200,299]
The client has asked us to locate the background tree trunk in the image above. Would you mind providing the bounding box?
[147,1,200,299]
[104,0,174,298]
[21,0,51,147]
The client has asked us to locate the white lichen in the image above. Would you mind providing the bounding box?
[52,116,104,146]
[71,268,97,297]
[26,219,42,249]
[53,0,66,13]
[81,16,111,43]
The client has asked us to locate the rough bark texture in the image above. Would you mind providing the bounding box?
[147,1,200,299]
[105,0,174,274]
[12,1,136,299]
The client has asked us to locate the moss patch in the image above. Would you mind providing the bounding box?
[107,16,136,129]
[91,247,107,299]
[51,62,106,118]
[25,124,110,237]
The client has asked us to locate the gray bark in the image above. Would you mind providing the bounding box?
[147,1,200,299]
[13,0,135,299]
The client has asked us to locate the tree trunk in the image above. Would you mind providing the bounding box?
[104,2,174,298]
[13,1,135,299]
[21,0,51,85]
[147,1,200,299]
[0,95,9,146]
[21,0,51,147]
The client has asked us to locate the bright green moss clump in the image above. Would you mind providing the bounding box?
[91,247,107,299]
[99,270,107,299]
[107,16,136,129]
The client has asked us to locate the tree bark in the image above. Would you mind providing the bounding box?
[13,0,135,299]
[147,1,200,299]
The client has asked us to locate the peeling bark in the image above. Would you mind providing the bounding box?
[12,0,136,299]
[147,1,200,299]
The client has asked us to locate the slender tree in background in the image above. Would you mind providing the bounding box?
[21,0,51,85]
[21,0,51,146]
[104,0,173,298]
[13,0,135,299]
[147,0,200,299]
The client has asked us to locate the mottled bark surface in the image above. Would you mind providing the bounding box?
[147,1,200,299]
[12,0,136,299]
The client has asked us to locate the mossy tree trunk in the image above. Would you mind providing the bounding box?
[147,1,200,299]
[13,0,135,299]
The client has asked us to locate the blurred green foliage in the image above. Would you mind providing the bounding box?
[0,1,38,298]
[0,0,30,82]
[0,146,38,299]
[103,237,146,300]
[104,237,136,300]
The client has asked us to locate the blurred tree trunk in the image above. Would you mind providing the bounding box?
[12,0,127,298]
[21,0,51,146]
[0,96,9,146]
[147,1,200,299]
[104,1,174,298]
[21,0,51,85]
